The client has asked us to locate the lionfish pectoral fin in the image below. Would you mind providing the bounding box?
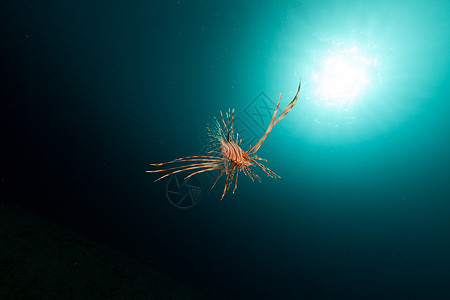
[232,166,240,194]
[211,169,225,190]
[220,164,236,200]
[254,161,280,179]
[253,154,267,162]
[184,166,222,180]
[147,156,224,182]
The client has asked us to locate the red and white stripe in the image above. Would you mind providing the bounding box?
[220,139,249,166]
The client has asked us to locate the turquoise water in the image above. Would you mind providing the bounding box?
[2,0,450,298]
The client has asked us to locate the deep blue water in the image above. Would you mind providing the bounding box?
[2,1,450,298]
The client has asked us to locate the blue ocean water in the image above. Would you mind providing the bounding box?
[2,0,450,298]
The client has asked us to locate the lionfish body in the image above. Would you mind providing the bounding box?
[147,82,301,200]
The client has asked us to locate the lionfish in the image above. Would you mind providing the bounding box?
[147,82,301,200]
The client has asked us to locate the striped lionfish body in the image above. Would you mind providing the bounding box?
[147,82,301,200]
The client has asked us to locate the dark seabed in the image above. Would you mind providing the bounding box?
[1,1,450,299]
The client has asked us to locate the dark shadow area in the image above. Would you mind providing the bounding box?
[0,199,217,299]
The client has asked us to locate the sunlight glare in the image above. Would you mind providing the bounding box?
[312,46,374,107]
